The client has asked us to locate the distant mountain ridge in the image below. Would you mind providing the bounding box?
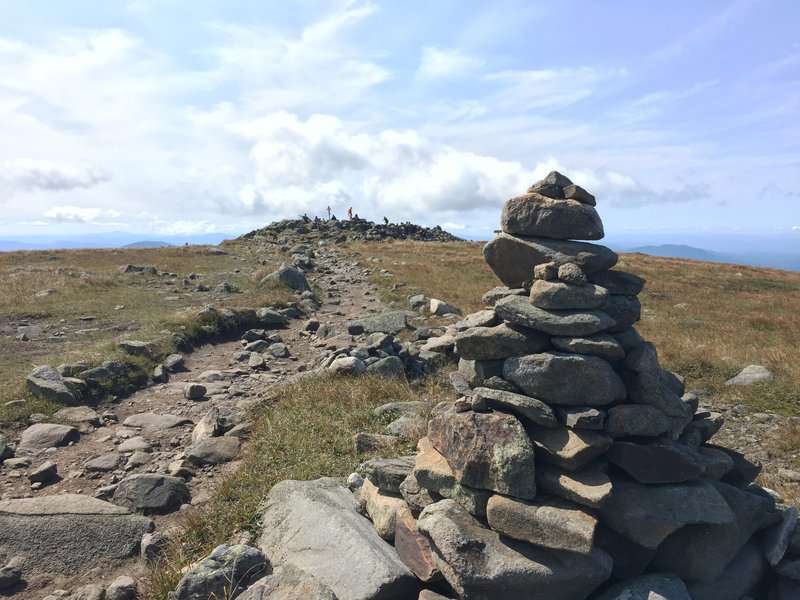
[0,231,231,251]
[122,241,172,249]
[623,244,723,261]
[617,243,800,271]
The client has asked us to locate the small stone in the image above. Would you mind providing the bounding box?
[725,365,773,386]
[536,462,612,509]
[430,298,462,316]
[555,407,605,430]
[28,460,58,483]
[550,334,624,361]
[105,576,137,600]
[528,424,613,471]
[19,423,80,450]
[183,383,207,400]
[530,279,608,310]
[533,262,558,280]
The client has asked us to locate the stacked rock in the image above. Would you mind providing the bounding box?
[360,172,797,600]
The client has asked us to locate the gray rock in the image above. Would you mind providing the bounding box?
[457,358,504,387]
[70,583,106,599]
[329,356,367,376]
[183,383,207,400]
[163,353,185,371]
[626,371,693,419]
[471,387,558,427]
[373,401,428,418]
[495,296,616,336]
[528,424,613,471]
[258,478,419,600]
[192,407,222,444]
[118,436,152,453]
[482,286,527,306]
[257,307,289,326]
[686,539,766,600]
[0,494,152,574]
[501,192,604,240]
[550,334,624,361]
[19,423,80,449]
[0,564,21,590]
[28,460,58,483]
[248,353,266,369]
[504,352,626,406]
[262,265,311,292]
[171,545,268,600]
[347,311,409,335]
[353,432,399,453]
[588,270,646,296]
[607,438,706,484]
[430,298,462,316]
[119,340,153,358]
[238,564,338,600]
[53,406,101,427]
[563,183,596,205]
[603,295,641,332]
[725,364,774,386]
[536,462,612,509]
[527,171,573,198]
[269,342,291,358]
[26,365,78,405]
[361,456,416,494]
[427,403,537,498]
[529,279,609,309]
[604,404,670,437]
[555,406,605,430]
[140,531,167,562]
[418,499,612,600]
[409,294,428,311]
[106,576,137,600]
[594,573,690,600]
[456,309,498,329]
[186,437,241,466]
[112,474,190,514]
[699,445,735,480]
[366,356,406,379]
[454,323,549,360]
[557,262,587,284]
[85,452,125,472]
[483,232,618,288]
[763,506,798,566]
[123,412,193,430]
[486,495,598,554]
[598,479,735,549]
[0,434,13,463]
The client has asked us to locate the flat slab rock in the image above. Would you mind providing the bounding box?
[0,494,153,574]
[258,477,418,600]
[19,423,80,450]
[122,412,193,430]
[346,311,409,335]
[495,296,616,337]
[418,499,612,600]
[112,473,190,515]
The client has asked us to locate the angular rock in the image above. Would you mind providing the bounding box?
[495,296,616,337]
[361,456,416,494]
[708,445,762,488]
[119,340,153,358]
[0,563,21,590]
[105,576,137,600]
[237,564,337,600]
[598,479,735,549]
[118,436,152,453]
[347,311,408,335]
[652,481,773,582]
[256,307,289,326]
[330,356,367,376]
[486,495,598,554]
[418,499,612,600]
[536,462,612,509]
[471,387,558,428]
[604,404,670,438]
[588,270,646,296]
[28,460,58,483]
[527,171,573,198]
[456,309,498,329]
[393,506,440,584]
[594,573,690,600]
[186,437,241,466]
[686,539,766,600]
[412,437,491,517]
[698,445,735,480]
[19,423,80,450]
[262,265,311,292]
[595,524,657,580]
[501,192,604,240]
[606,438,706,484]
[400,472,439,515]
[183,383,207,400]
[563,183,596,205]
[763,507,798,566]
[191,407,222,444]
[430,298,462,316]
[457,358,504,387]
[529,279,609,310]
[26,365,78,405]
[53,406,101,427]
[0,494,152,574]
[603,295,641,332]
[112,474,190,514]
[454,323,549,361]
[550,334,624,361]
[366,356,406,379]
[528,424,612,471]
[361,479,407,541]
[555,406,605,430]
[353,432,398,453]
[483,233,618,288]
[482,286,527,306]
[171,544,269,600]
[258,478,418,600]
[427,404,537,498]
[626,371,693,418]
[504,352,626,406]
[622,341,660,374]
[163,353,185,371]
[123,412,193,430]
[85,452,125,473]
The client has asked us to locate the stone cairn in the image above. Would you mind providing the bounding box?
[360,172,799,599]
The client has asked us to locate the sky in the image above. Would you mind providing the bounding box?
[0,0,798,244]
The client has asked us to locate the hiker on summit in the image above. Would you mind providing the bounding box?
[347,207,353,219]
[383,216,389,225]
[326,205,331,219]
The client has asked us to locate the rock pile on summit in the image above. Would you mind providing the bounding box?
[354,172,798,599]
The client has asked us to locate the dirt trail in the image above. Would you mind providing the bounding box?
[0,244,392,598]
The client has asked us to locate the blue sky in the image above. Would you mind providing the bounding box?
[0,0,798,243]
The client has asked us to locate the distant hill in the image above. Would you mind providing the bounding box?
[122,241,172,249]
[623,244,723,261]
[618,243,800,271]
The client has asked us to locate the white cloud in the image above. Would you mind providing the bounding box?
[442,222,465,230]
[417,47,484,79]
[0,159,109,196]
[153,220,217,236]
[43,206,122,223]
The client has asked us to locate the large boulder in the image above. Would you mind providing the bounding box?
[261,265,311,292]
[501,192,604,240]
[112,474,190,514]
[483,233,618,288]
[19,423,80,450]
[257,478,418,600]
[170,544,269,600]
[495,296,616,337]
[26,365,78,405]
[427,403,537,499]
[0,494,152,574]
[418,500,612,600]
[504,352,626,406]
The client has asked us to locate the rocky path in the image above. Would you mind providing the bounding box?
[0,244,394,598]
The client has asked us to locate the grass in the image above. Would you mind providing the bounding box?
[144,373,449,599]
[0,240,296,423]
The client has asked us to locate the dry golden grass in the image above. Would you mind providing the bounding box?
[144,374,450,599]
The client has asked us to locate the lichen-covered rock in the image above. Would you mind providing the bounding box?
[170,544,269,600]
